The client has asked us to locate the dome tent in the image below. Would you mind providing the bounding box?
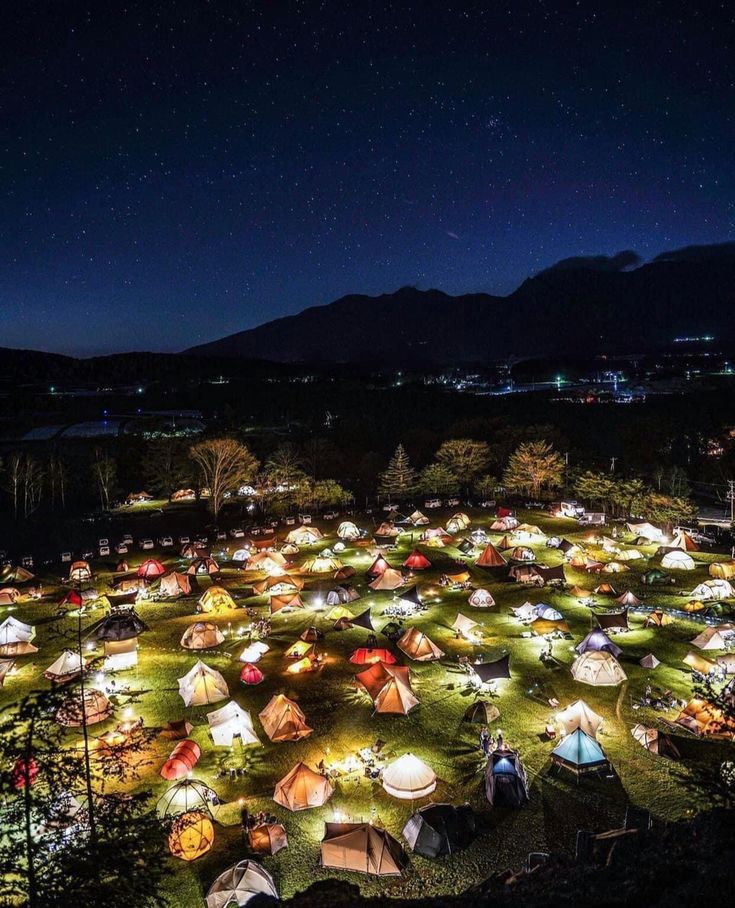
[198,586,235,613]
[382,753,437,799]
[157,779,218,819]
[463,700,500,724]
[337,521,360,541]
[575,628,622,659]
[168,811,214,861]
[571,650,627,686]
[160,740,201,781]
[661,550,695,571]
[137,558,165,580]
[205,860,278,907]
[56,689,111,727]
[207,701,260,746]
[402,803,476,857]
[248,822,288,855]
[180,622,225,650]
[273,761,333,811]
[485,747,529,807]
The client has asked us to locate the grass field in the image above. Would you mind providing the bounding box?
[2,506,732,904]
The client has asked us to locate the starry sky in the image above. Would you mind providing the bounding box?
[2,1,734,356]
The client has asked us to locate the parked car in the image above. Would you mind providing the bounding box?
[99,545,110,557]
[283,516,296,525]
[674,525,716,545]
[216,530,227,541]
[115,543,129,555]
[179,535,190,545]
[98,538,110,548]
[60,551,72,563]
[159,536,174,547]
[425,498,441,509]
[230,527,245,538]
[323,510,339,520]
[140,538,154,550]
[479,499,496,509]
[122,533,134,545]
[299,514,312,524]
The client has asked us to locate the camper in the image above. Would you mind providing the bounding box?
[561,501,584,518]
[579,511,606,526]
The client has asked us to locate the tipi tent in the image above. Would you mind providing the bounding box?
[397,627,444,661]
[0,616,37,656]
[476,543,507,568]
[160,572,192,597]
[44,650,85,683]
[207,701,259,746]
[556,699,604,738]
[177,661,229,706]
[640,653,661,669]
[273,762,333,811]
[258,694,312,742]
[551,728,610,775]
[403,549,432,571]
[355,662,418,715]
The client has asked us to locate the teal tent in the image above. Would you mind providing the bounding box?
[551,728,610,776]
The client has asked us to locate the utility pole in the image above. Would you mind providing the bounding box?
[727,479,735,526]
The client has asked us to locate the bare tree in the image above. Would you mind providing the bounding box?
[22,456,44,518]
[190,437,259,517]
[3,452,23,519]
[92,449,117,510]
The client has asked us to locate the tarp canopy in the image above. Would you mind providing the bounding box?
[595,609,629,631]
[472,654,511,684]
[452,613,479,637]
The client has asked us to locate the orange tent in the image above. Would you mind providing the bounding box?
[476,543,507,568]
[355,662,418,715]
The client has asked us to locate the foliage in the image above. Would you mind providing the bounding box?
[503,440,564,497]
[189,437,259,517]
[143,437,194,500]
[435,439,491,488]
[418,463,460,496]
[379,444,417,499]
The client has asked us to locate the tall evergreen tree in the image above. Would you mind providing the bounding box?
[379,444,417,499]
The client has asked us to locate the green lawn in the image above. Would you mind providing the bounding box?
[2,508,731,903]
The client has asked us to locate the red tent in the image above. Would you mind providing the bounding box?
[137,558,166,580]
[497,506,513,518]
[476,543,507,568]
[403,549,431,571]
[58,589,83,608]
[366,555,390,579]
[160,739,201,781]
[240,663,264,685]
[349,647,397,665]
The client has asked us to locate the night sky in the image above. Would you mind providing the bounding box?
[2,2,734,356]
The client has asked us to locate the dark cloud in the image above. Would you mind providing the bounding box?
[538,250,641,276]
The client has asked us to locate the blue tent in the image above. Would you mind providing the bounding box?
[551,729,610,775]
[575,628,622,659]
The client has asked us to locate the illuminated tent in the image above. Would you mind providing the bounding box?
[325,605,353,622]
[509,546,534,562]
[594,582,617,596]
[253,574,304,595]
[198,586,235,613]
[159,571,192,597]
[240,663,264,685]
[403,549,431,571]
[452,613,479,638]
[631,724,681,758]
[476,543,507,568]
[177,661,229,706]
[337,521,360,541]
[69,560,92,582]
[675,698,735,737]
[531,616,570,636]
[205,861,278,908]
[273,762,333,811]
[181,621,225,650]
[644,608,673,627]
[45,650,86,683]
[187,556,220,576]
[470,529,488,545]
[626,522,663,543]
[556,699,604,738]
[402,803,476,858]
[382,753,437,799]
[444,570,471,584]
[259,694,312,742]
[397,627,444,661]
[160,719,193,740]
[408,510,430,526]
[691,580,734,600]
[300,625,324,643]
[270,593,305,613]
[485,748,529,807]
[181,543,207,559]
[468,588,495,608]
[691,624,735,651]
[302,553,344,574]
[284,640,313,659]
[369,568,404,591]
[512,602,536,622]
[533,603,563,621]
[248,822,288,855]
[449,512,471,530]
[0,586,20,603]
[238,641,269,663]
[421,528,450,547]
[168,811,214,862]
[366,554,391,579]
[0,616,37,657]
[661,550,695,570]
[321,823,404,876]
[571,650,627,686]
[463,700,500,723]
[616,590,641,607]
[617,548,644,562]
[280,542,300,556]
[551,729,610,775]
[575,628,622,658]
[355,662,418,714]
[602,561,629,574]
[639,652,661,669]
[471,654,511,685]
[569,585,592,599]
[207,701,259,746]
[349,647,397,665]
[160,739,201,780]
[245,551,286,573]
[157,779,218,818]
[285,526,323,545]
[0,565,34,584]
[672,530,699,552]
[710,562,735,579]
[683,650,717,674]
[57,689,112,726]
[137,558,165,580]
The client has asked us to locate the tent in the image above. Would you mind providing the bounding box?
[158,571,191,597]
[91,607,148,642]
[320,823,404,876]
[284,640,313,659]
[644,608,673,627]
[351,607,374,630]
[510,546,534,562]
[240,663,264,685]
[448,512,471,530]
[355,662,418,715]
[672,530,699,552]
[160,739,201,780]
[640,653,661,669]
[369,568,404,591]
[402,803,476,858]
[403,549,432,571]
[601,561,629,574]
[245,551,287,573]
[485,748,529,807]
[198,586,235,613]
[382,753,437,799]
[617,590,642,607]
[366,554,390,579]
[475,543,507,568]
[270,593,305,613]
[205,861,278,908]
[691,580,734,601]
[349,647,397,665]
[683,650,717,674]
[642,569,673,586]
[69,560,92,582]
[631,724,681,758]
[571,650,627,686]
[375,521,400,538]
[207,701,259,746]
[248,823,288,856]
[187,556,220,577]
[575,628,622,658]
[533,603,563,621]
[617,548,644,562]
[325,604,353,622]
[180,622,225,650]
[444,570,470,585]
[468,588,495,608]
[409,510,430,526]
[511,602,536,622]
[530,616,570,636]
[556,699,604,738]
[398,585,423,610]
[691,624,735,651]
[238,641,269,663]
[551,729,610,775]
[710,562,735,580]
[259,694,312,742]
[44,650,85,683]
[594,583,617,596]
[157,778,218,818]
[675,698,735,737]
[56,689,111,726]
[0,616,37,657]
[104,638,138,672]
[662,550,695,570]
[397,627,444,661]
[285,526,323,545]
[626,522,663,542]
[0,565,34,584]
[463,700,500,724]
[569,585,593,599]
[168,811,214,862]
[337,521,360,541]
[595,608,629,631]
[452,613,479,638]
[302,553,344,574]
[177,661,229,706]
[471,654,511,685]
[137,558,165,580]
[273,762,333,811]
